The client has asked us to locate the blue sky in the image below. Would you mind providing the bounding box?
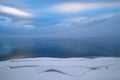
[0,0,120,37]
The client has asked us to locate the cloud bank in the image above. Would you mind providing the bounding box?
[50,2,120,13]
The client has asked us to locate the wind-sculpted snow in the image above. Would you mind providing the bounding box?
[0,57,120,80]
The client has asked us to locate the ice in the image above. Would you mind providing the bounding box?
[0,57,120,80]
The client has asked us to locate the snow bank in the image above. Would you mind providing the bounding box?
[0,57,120,80]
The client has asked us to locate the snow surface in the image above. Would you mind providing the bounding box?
[0,57,120,80]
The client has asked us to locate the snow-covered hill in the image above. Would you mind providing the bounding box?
[0,57,120,80]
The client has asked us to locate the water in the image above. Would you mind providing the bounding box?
[0,37,120,60]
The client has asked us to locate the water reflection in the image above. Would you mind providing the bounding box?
[0,37,120,60]
[0,44,11,56]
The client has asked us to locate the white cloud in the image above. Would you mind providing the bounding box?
[0,5,31,17]
[51,3,85,13]
[50,2,120,13]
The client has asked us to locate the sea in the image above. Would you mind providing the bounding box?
[0,37,120,60]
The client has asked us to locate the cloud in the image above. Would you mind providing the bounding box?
[51,3,86,13]
[0,16,34,29]
[23,25,35,29]
[49,13,118,28]
[0,16,10,22]
[0,5,34,29]
[50,2,120,13]
[0,13,120,37]
[43,13,120,37]
[0,5,31,17]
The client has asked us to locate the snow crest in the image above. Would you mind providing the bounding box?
[0,57,120,80]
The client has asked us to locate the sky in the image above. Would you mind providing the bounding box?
[0,0,120,37]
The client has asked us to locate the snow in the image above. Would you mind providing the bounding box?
[0,57,120,80]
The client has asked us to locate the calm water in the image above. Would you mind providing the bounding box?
[0,37,120,60]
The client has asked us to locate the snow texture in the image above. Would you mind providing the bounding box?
[0,57,120,80]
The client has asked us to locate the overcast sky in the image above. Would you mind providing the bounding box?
[0,0,120,37]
